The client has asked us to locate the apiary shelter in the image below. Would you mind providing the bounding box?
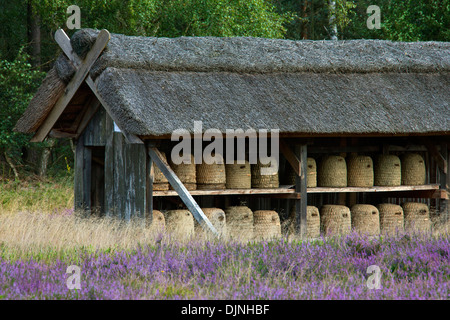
[15,28,450,237]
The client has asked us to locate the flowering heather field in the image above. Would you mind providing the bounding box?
[0,222,449,299]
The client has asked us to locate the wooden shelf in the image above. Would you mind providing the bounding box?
[307,184,440,193]
[153,186,298,198]
[152,184,446,199]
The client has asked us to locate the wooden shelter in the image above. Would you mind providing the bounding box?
[15,29,450,238]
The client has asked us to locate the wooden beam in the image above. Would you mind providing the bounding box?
[146,151,154,223]
[420,138,447,174]
[54,28,142,145]
[294,144,308,238]
[75,98,101,138]
[31,29,110,142]
[280,139,301,176]
[147,146,219,237]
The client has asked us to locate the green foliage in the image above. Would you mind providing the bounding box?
[30,0,293,38]
[0,48,45,159]
[343,0,450,41]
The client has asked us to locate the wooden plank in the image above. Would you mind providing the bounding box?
[74,139,84,210]
[153,187,297,196]
[82,146,92,213]
[280,139,301,176]
[148,146,219,237]
[421,138,447,174]
[55,28,142,145]
[146,152,154,223]
[307,184,440,193]
[76,98,101,139]
[31,29,110,142]
[294,144,308,238]
[104,134,114,216]
[113,132,125,219]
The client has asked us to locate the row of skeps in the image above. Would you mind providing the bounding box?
[147,201,432,240]
[284,153,427,187]
[152,152,278,190]
[152,152,427,190]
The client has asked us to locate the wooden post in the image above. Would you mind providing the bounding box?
[294,144,308,238]
[439,143,448,220]
[148,146,219,237]
[146,151,154,224]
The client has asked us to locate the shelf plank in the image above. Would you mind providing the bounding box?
[153,184,441,197]
[307,184,440,193]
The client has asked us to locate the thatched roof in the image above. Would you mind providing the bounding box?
[15,28,450,136]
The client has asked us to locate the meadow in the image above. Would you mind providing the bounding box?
[0,178,449,300]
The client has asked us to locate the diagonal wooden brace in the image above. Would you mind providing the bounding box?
[148,147,219,238]
[280,139,301,176]
[31,29,110,143]
[53,28,142,145]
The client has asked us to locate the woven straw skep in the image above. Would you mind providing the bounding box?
[165,209,195,239]
[169,154,196,190]
[347,156,374,187]
[318,156,347,187]
[146,210,166,233]
[350,204,380,236]
[152,151,169,191]
[374,155,401,186]
[286,206,320,238]
[225,161,251,189]
[195,208,227,237]
[253,210,281,241]
[196,153,226,190]
[377,203,404,235]
[251,157,279,188]
[320,205,351,236]
[401,153,426,186]
[224,206,254,241]
[402,202,431,233]
[285,157,317,188]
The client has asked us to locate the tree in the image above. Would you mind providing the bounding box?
[0,48,45,179]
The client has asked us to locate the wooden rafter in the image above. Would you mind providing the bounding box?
[147,146,219,237]
[31,29,110,142]
[54,28,143,145]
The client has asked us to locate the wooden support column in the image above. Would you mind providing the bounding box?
[148,146,219,237]
[146,150,154,224]
[74,138,91,215]
[294,144,308,238]
[439,143,448,220]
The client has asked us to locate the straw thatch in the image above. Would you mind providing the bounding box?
[14,67,66,134]
[15,29,450,137]
[320,205,351,236]
[224,206,253,241]
[253,210,281,241]
[169,154,196,191]
[347,155,374,187]
[165,209,195,238]
[146,210,165,233]
[196,153,226,190]
[286,205,320,238]
[195,208,227,237]
[318,155,347,187]
[350,204,380,236]
[251,157,279,188]
[377,203,404,235]
[401,153,426,185]
[225,161,251,189]
[285,157,317,188]
[402,202,431,233]
[374,155,401,186]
